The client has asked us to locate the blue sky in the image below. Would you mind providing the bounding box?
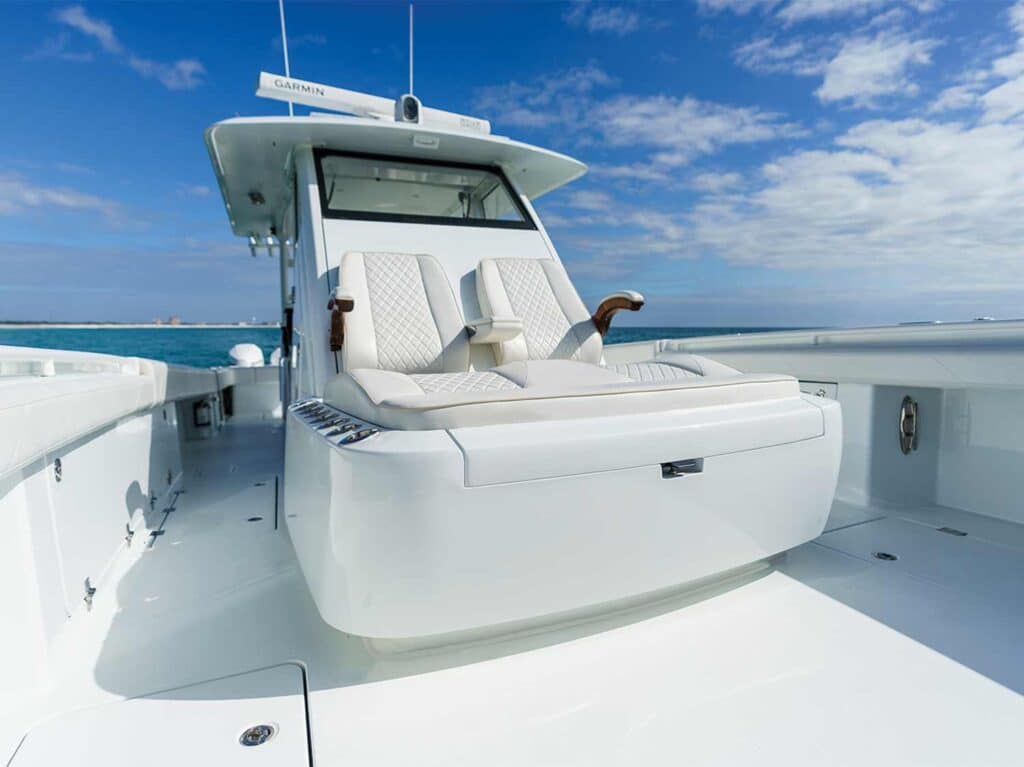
[2,1,1023,325]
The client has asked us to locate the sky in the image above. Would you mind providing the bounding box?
[1,0,1023,326]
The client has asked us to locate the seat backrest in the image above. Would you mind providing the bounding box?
[339,251,469,374]
[476,257,602,365]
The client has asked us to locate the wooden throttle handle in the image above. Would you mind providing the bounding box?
[591,292,644,337]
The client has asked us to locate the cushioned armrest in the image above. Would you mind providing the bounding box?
[465,316,524,344]
[592,291,645,336]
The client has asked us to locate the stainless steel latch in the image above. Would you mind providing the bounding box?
[661,458,704,478]
[899,396,919,454]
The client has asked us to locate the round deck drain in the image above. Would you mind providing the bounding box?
[872,551,898,561]
[239,724,275,746]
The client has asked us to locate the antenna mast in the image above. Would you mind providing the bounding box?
[408,4,414,95]
[278,0,293,116]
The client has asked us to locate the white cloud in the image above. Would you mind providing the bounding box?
[182,184,212,198]
[589,162,673,183]
[691,171,742,191]
[563,2,641,35]
[926,3,1024,117]
[127,56,205,91]
[977,1,1024,122]
[776,0,891,23]
[592,94,804,166]
[0,173,121,219]
[55,5,122,53]
[733,35,826,75]
[477,65,803,185]
[566,190,615,211]
[697,0,935,23]
[687,117,1024,297]
[23,32,93,62]
[474,63,616,128]
[928,84,979,113]
[55,162,92,174]
[815,31,939,107]
[52,5,204,91]
[981,75,1024,122]
[696,0,778,14]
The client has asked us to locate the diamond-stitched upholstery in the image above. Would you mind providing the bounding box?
[410,371,520,394]
[364,253,444,373]
[494,259,584,361]
[611,362,698,382]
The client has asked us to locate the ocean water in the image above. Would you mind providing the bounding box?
[0,326,782,368]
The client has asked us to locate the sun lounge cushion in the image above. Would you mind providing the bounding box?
[610,352,746,382]
[324,359,801,430]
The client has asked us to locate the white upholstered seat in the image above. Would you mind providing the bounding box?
[326,360,800,430]
[475,257,603,365]
[474,257,740,383]
[327,252,798,430]
[338,250,469,375]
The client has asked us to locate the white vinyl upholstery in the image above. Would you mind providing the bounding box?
[327,253,784,431]
[409,371,520,394]
[339,251,469,374]
[610,362,698,383]
[476,258,603,365]
[611,353,745,383]
[325,359,801,430]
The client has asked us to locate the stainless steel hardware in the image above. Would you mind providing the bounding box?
[661,458,704,478]
[294,400,383,446]
[343,428,377,444]
[239,724,275,747]
[54,458,62,483]
[84,577,96,608]
[333,424,359,441]
[899,396,919,454]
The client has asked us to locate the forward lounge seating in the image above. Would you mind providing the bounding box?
[291,250,842,639]
[323,251,800,429]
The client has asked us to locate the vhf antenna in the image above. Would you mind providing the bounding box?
[278,0,293,115]
[409,4,414,96]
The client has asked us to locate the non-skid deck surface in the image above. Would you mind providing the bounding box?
[783,500,1024,695]
[6,423,1021,766]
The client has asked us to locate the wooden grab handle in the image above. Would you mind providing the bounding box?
[327,294,354,351]
[591,293,644,337]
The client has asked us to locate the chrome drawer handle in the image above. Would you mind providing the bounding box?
[661,458,703,478]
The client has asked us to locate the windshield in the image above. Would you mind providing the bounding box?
[316,151,534,229]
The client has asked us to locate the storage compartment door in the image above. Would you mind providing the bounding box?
[11,664,309,766]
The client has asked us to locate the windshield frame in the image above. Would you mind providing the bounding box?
[313,148,537,230]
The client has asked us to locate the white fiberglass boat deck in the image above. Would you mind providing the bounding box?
[2,419,1021,765]
[3,64,1022,764]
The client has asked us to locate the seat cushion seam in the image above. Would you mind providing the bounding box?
[415,255,447,371]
